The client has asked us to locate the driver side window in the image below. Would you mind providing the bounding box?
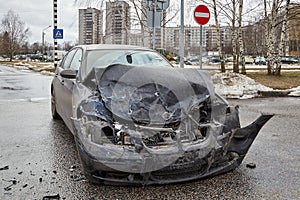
[70,49,82,72]
[61,49,77,69]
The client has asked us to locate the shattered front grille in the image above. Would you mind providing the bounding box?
[152,150,210,177]
[151,158,208,180]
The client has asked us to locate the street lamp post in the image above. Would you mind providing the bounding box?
[42,25,51,62]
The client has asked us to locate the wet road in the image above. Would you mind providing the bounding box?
[0,65,299,199]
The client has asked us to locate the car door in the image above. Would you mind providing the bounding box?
[64,48,83,131]
[53,48,82,132]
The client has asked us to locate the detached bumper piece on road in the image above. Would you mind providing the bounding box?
[71,65,273,185]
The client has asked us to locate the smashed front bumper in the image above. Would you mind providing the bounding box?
[73,108,273,185]
[71,66,273,185]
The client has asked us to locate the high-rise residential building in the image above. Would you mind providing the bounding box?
[289,6,300,56]
[78,8,103,45]
[105,1,130,44]
[206,25,232,53]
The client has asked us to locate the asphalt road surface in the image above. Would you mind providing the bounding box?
[0,65,299,199]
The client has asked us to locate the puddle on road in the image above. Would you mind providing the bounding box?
[0,97,50,103]
[1,86,30,91]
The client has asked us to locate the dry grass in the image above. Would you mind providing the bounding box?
[0,60,51,67]
[247,71,300,90]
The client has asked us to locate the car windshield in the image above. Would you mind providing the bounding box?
[86,49,173,74]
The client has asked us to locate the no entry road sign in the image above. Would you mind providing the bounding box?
[194,5,210,25]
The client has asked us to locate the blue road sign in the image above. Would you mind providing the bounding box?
[53,29,63,39]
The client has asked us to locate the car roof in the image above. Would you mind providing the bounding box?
[75,44,153,52]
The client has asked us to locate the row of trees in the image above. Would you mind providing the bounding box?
[0,10,75,61]
[204,0,300,75]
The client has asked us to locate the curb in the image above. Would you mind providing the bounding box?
[258,90,291,97]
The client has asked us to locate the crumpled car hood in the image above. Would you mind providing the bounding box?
[95,64,217,125]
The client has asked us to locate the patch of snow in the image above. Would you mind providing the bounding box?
[212,72,273,99]
[13,63,29,70]
[289,86,300,97]
[40,70,55,76]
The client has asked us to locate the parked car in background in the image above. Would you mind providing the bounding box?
[209,55,221,63]
[255,56,266,65]
[51,44,273,185]
[226,56,254,64]
[244,56,255,64]
[281,56,298,64]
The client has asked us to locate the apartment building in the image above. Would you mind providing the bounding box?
[243,5,300,56]
[105,1,130,45]
[78,8,103,45]
[289,6,300,56]
[164,26,209,56]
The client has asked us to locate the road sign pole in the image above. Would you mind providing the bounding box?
[179,0,184,68]
[200,25,202,69]
[152,0,156,50]
[53,0,58,68]
[193,4,210,70]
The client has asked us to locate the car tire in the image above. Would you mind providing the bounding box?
[51,89,61,120]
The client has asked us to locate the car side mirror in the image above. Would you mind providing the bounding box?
[60,69,77,79]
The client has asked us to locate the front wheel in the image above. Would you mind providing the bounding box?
[51,90,61,120]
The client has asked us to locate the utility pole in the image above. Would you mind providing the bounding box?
[53,0,58,68]
[179,0,185,68]
[152,0,157,50]
[42,25,51,62]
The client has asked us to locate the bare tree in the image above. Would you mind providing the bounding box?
[263,0,295,75]
[130,0,147,46]
[238,0,246,74]
[203,0,259,73]
[275,0,290,75]
[129,0,180,49]
[231,0,240,73]
[0,32,10,55]
[267,0,279,75]
[212,0,226,72]
[31,42,41,54]
[0,10,30,61]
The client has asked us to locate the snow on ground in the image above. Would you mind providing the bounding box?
[175,63,300,98]
[289,86,300,97]
[8,61,55,76]
[212,72,273,99]
[177,63,300,71]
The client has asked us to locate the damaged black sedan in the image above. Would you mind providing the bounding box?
[51,44,273,185]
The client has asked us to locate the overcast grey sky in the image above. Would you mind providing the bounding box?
[0,0,208,45]
[0,0,247,45]
[1,0,296,45]
[0,0,81,44]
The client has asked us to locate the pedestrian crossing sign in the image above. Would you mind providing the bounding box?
[53,29,63,39]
